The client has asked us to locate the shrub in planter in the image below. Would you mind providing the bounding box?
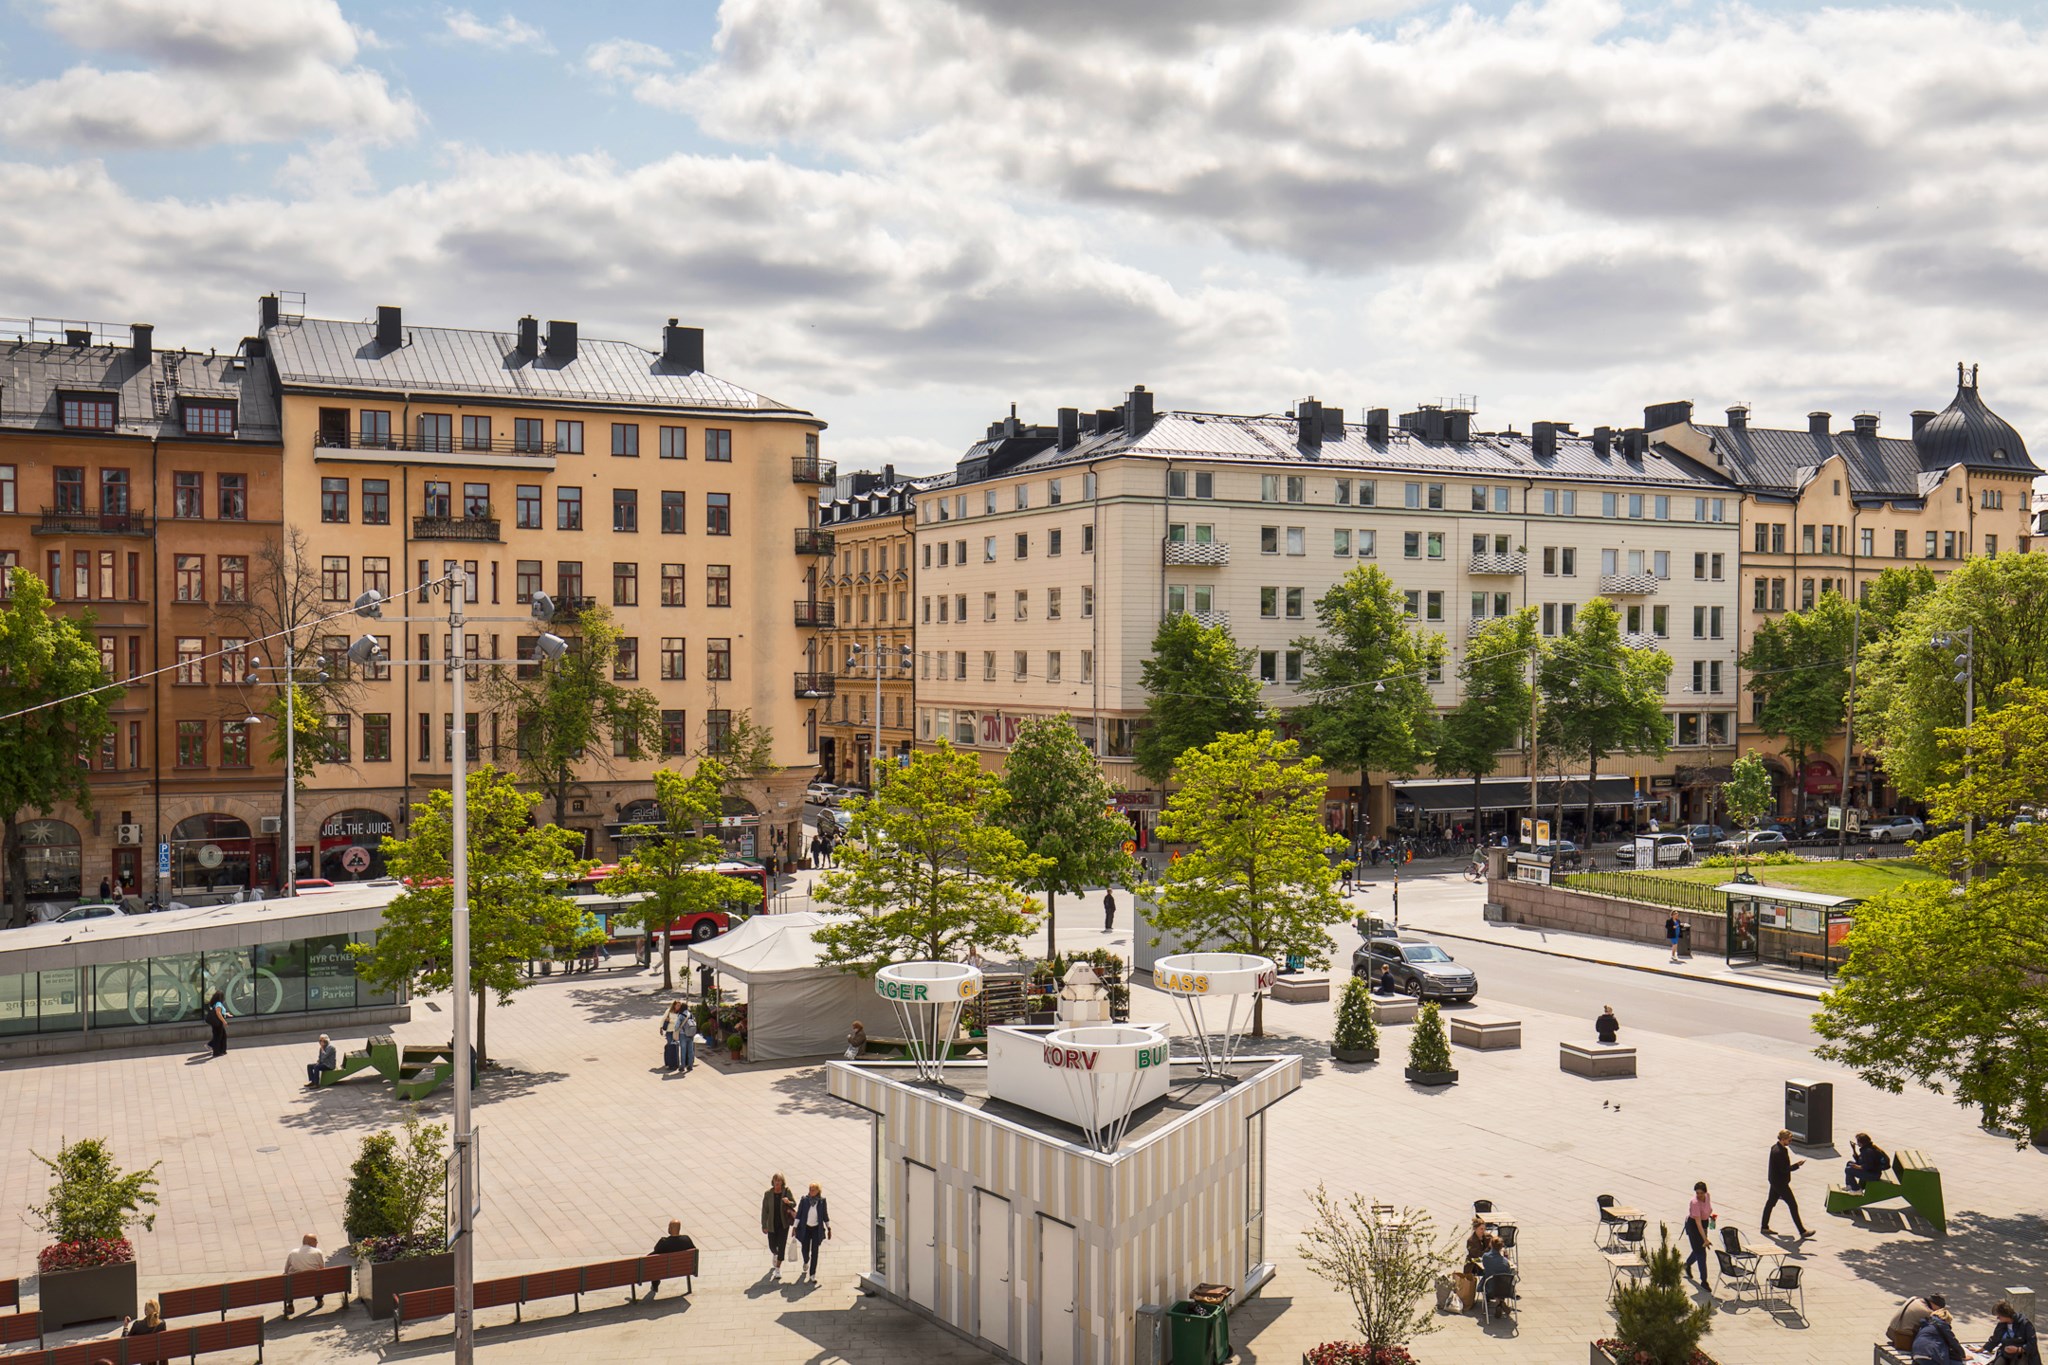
[1603,1224,1714,1364]
[1404,1001,1457,1084]
[727,1032,747,1057]
[1305,1345,1417,1365]
[350,1112,454,1317]
[344,1132,401,1244]
[1332,978,1381,1063]
[1297,1186,1449,1357]
[29,1138,158,1328]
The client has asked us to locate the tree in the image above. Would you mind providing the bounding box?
[1859,553,2048,800]
[1,569,116,925]
[702,708,777,776]
[478,604,662,825]
[1134,613,1264,784]
[1740,592,1856,783]
[1536,597,1672,837]
[601,761,763,991]
[1720,752,1774,836]
[997,715,1138,958]
[1610,1224,1713,1363]
[1149,730,1349,1036]
[1815,684,2048,1142]
[214,526,359,791]
[27,1136,160,1253]
[1297,1186,1449,1353]
[349,766,591,1064]
[814,740,1049,969]
[1436,610,1536,836]
[1294,565,1444,823]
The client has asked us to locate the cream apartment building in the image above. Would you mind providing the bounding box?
[912,389,1745,836]
[816,468,929,787]
[1647,366,2039,816]
[258,297,830,870]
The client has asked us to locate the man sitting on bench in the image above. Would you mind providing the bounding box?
[283,1233,327,1314]
[306,1035,336,1088]
[649,1220,696,1297]
[1844,1132,1890,1191]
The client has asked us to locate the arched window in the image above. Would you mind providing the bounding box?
[17,819,82,898]
[317,809,396,881]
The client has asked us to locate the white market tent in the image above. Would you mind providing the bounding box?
[689,911,871,1062]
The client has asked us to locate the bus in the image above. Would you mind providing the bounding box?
[563,862,767,943]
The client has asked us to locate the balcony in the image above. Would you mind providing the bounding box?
[35,506,154,536]
[794,671,838,699]
[413,514,501,542]
[1189,609,1230,629]
[795,527,836,556]
[1599,573,1661,595]
[1622,631,1661,651]
[795,599,837,628]
[791,455,837,485]
[1163,540,1230,567]
[1468,551,1527,575]
[316,432,556,458]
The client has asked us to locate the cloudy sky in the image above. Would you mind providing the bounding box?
[3,0,2046,472]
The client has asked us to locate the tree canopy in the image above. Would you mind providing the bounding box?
[814,740,1049,969]
[1536,597,1671,834]
[1720,753,1775,832]
[601,760,764,991]
[1740,592,1856,775]
[997,715,1137,957]
[1134,613,1264,783]
[1294,564,1444,813]
[1150,730,1349,1036]
[1436,610,1536,834]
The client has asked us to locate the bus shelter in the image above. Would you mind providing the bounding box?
[1719,883,1858,978]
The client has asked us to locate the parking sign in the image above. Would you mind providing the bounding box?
[157,842,171,878]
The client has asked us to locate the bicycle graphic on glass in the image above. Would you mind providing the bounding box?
[99,954,285,1026]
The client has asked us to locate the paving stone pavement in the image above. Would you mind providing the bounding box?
[3,869,2043,1364]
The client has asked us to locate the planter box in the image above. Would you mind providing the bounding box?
[1331,1045,1379,1064]
[1405,1066,1458,1086]
[360,1251,454,1319]
[1370,998,1419,1026]
[1593,1343,1721,1364]
[1271,974,1330,1003]
[1450,1016,1522,1051]
[41,1257,138,1329]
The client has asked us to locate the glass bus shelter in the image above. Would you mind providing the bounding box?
[1719,883,1858,978]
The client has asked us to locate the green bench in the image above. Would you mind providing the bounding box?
[317,1037,473,1101]
[1826,1147,1946,1234]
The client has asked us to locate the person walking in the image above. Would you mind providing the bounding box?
[99,876,112,901]
[1665,915,1683,962]
[1761,1129,1815,1240]
[204,990,231,1057]
[1683,1182,1715,1287]
[792,1183,831,1281]
[1102,889,1116,933]
[1595,1006,1620,1045]
[661,1000,696,1075]
[305,1034,336,1087]
[809,831,825,869]
[761,1173,797,1281]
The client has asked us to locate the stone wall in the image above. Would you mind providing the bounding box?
[1488,877,1727,955]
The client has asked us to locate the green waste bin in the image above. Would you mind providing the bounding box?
[1167,1299,1230,1364]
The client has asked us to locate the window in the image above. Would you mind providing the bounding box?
[613,489,639,532]
[1167,469,1214,499]
[704,429,732,462]
[1986,534,1999,556]
[1334,528,1352,556]
[1285,587,1304,619]
[1014,589,1029,620]
[1404,532,1421,559]
[510,417,544,453]
[62,395,116,429]
[1695,553,1723,580]
[1923,530,1939,559]
[1082,585,1095,618]
[1943,531,1959,559]
[1425,590,1444,622]
[175,719,206,767]
[513,485,542,529]
[174,554,205,602]
[358,478,389,525]
[558,487,582,530]
[1047,587,1062,620]
[646,562,680,609]
[657,637,688,681]
[1259,586,1278,618]
[1048,477,1064,506]
[358,556,390,603]
[53,468,84,513]
[462,415,492,451]
[321,477,349,522]
[418,413,453,452]
[1754,578,1769,611]
[1754,523,1769,554]
[706,564,731,606]
[1654,495,1669,520]
[1403,591,1420,620]
[175,637,205,684]
[1082,524,1096,553]
[515,560,543,603]
[936,542,949,567]
[168,471,201,519]
[358,409,392,448]
[1471,484,1488,512]
[422,481,451,518]
[1286,527,1305,555]
[1261,475,1279,503]
[1013,532,1029,560]
[1262,527,1280,554]
[463,483,490,519]
[612,423,640,457]
[1696,497,1726,523]
[707,493,731,535]
[613,561,638,606]
[1014,484,1030,511]
[1354,529,1375,557]
[659,426,687,460]
[548,419,581,455]
[1427,532,1444,559]
[1048,651,1063,682]
[1259,651,1278,682]
[557,560,584,599]
[1014,650,1028,680]
[1891,528,1907,558]
[1048,528,1062,556]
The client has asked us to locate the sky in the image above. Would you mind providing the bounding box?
[3,0,2048,474]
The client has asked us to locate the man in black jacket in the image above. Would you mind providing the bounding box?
[1762,1129,1815,1239]
[649,1219,696,1296]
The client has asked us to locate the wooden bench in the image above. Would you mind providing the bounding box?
[1449,1016,1522,1051]
[1368,997,1418,1026]
[0,1284,16,1312]
[0,1315,262,1365]
[1873,1344,1911,1365]
[159,1265,352,1322]
[393,1249,697,1342]
[1270,974,1330,1003]
[1826,1148,1947,1234]
[0,1313,40,1350]
[1561,1042,1637,1078]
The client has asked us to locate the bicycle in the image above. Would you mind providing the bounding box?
[1464,858,1486,883]
[98,958,285,1026]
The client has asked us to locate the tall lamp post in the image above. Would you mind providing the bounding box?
[845,638,912,784]
[1929,625,1976,883]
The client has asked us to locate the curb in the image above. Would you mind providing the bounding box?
[1417,925,1827,1002]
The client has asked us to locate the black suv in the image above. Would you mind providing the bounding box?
[1351,934,1478,1002]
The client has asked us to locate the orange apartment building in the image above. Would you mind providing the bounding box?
[816,468,929,788]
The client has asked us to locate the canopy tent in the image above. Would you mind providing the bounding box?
[689,911,870,1062]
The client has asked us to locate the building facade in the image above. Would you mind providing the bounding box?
[911,389,1746,835]
[816,467,928,787]
[1,318,285,908]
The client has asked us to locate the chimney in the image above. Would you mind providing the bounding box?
[544,320,578,362]
[259,294,280,331]
[661,318,704,372]
[1808,411,1831,437]
[375,305,402,350]
[1446,409,1472,444]
[1911,409,1936,436]
[1726,405,1748,430]
[1622,429,1648,460]
[1365,408,1389,443]
[881,463,895,486]
[1126,385,1155,436]
[1643,399,1693,430]
[1096,408,1121,435]
[1532,421,1557,460]
[514,316,539,357]
[1297,397,1323,448]
[1057,407,1079,450]
[1321,407,1345,440]
[130,323,153,362]
[1592,426,1613,458]
[1852,412,1879,438]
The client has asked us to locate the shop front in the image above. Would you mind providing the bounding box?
[170,814,253,896]
[13,819,82,899]
[315,809,396,882]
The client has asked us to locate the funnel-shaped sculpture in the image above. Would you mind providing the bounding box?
[876,961,982,1084]
[1153,952,1276,1078]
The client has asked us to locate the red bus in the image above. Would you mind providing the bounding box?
[566,862,768,943]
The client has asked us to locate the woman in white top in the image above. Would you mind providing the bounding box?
[792,1183,832,1282]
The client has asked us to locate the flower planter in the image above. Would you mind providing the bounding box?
[1593,1341,1720,1364]
[1332,1045,1379,1064]
[360,1250,454,1319]
[1404,1066,1458,1086]
[40,1258,138,1329]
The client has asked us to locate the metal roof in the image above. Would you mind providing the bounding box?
[264,316,816,419]
[0,333,280,442]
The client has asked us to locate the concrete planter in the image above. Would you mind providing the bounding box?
[40,1257,138,1329]
[1593,1343,1720,1364]
[1369,998,1419,1026]
[359,1251,454,1319]
[1332,1045,1379,1064]
[1404,1066,1458,1086]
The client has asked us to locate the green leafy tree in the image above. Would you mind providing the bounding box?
[997,715,1137,957]
[1150,730,1349,1037]
[814,740,1049,968]
[1294,565,1444,821]
[1408,1000,1453,1074]
[349,766,592,1064]
[1740,592,1856,782]
[1859,553,2048,799]
[344,1131,402,1243]
[27,1136,160,1249]
[702,708,777,775]
[601,761,764,990]
[1134,613,1265,783]
[1537,597,1672,837]
[1611,1224,1714,1363]
[1859,565,1939,640]
[1815,683,2048,1141]
[1437,610,1536,835]
[1721,753,1775,844]
[1,569,116,925]
[1298,1187,1449,1351]
[479,605,663,825]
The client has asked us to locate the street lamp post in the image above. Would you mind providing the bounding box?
[845,638,911,785]
[1930,625,1976,882]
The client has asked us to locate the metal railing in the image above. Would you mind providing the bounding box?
[794,599,836,628]
[1560,869,1729,913]
[413,515,501,542]
[1468,551,1527,575]
[35,506,155,535]
[794,671,837,698]
[794,528,836,556]
[315,432,556,458]
[791,456,837,485]
[1598,573,1661,596]
[1163,540,1230,566]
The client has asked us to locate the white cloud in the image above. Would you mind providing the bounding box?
[35,0,360,70]
[442,9,552,53]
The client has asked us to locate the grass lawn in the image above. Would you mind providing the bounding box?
[1644,860,1940,899]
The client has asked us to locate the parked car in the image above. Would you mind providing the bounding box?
[805,781,836,804]
[815,807,853,836]
[1681,824,1730,847]
[1864,815,1926,843]
[1532,839,1585,870]
[33,902,127,925]
[1614,833,1696,868]
[1350,934,1478,1002]
[1718,829,1790,854]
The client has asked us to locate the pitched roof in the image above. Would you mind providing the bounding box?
[0,334,279,442]
[1681,423,1928,500]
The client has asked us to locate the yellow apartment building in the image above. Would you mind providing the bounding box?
[816,468,927,788]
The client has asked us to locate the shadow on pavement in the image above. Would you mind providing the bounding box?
[276,1064,568,1134]
[1836,1209,2048,1305]
[372,1288,691,1358]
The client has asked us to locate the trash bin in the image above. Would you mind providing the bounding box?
[1677,922,1694,959]
[1167,1299,1230,1364]
[1785,1078,1834,1145]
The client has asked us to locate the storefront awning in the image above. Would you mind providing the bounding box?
[1392,775,1640,814]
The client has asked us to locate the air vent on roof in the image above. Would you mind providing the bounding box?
[130,323,152,362]
[1808,411,1831,437]
[1297,397,1323,449]
[545,320,578,362]
[1365,408,1389,443]
[1726,405,1749,430]
[1592,426,1612,458]
[1126,385,1155,437]
[65,329,90,347]
[1853,412,1879,437]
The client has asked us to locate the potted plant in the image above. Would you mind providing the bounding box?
[1303,1345,1417,1365]
[351,1112,454,1318]
[1332,977,1381,1064]
[1297,1186,1448,1364]
[1595,1224,1716,1364]
[1404,1001,1457,1086]
[727,1031,747,1061]
[28,1137,158,1329]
